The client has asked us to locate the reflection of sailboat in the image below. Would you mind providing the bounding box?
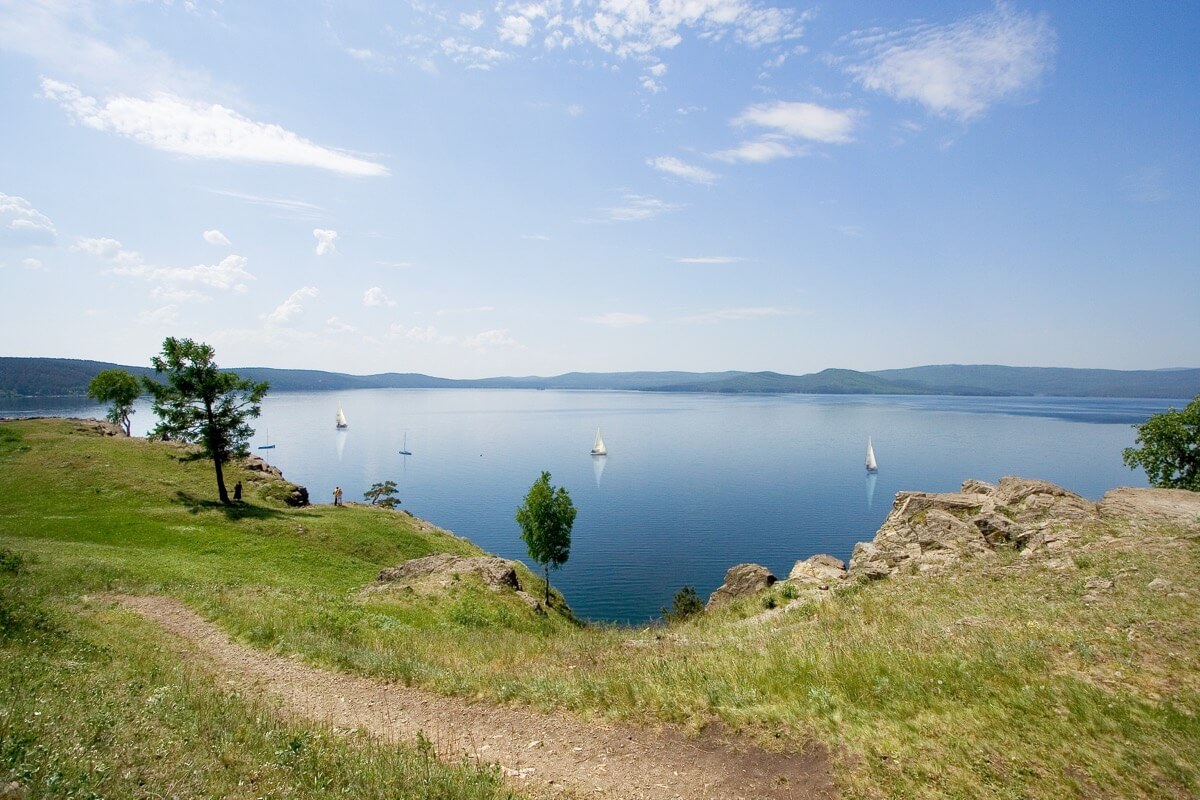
[592,451,607,487]
[398,432,412,456]
[336,405,348,429]
[590,428,607,456]
[865,437,878,473]
[256,427,275,450]
[335,429,347,462]
[866,471,877,511]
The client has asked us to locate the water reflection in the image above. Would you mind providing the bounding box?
[335,429,347,462]
[865,472,877,511]
[592,454,607,487]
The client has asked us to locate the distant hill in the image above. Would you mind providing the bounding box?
[2,356,1198,399]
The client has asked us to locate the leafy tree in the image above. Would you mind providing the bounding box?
[364,480,400,509]
[87,369,141,436]
[144,337,269,504]
[661,585,704,623]
[1122,395,1200,491]
[515,471,576,604]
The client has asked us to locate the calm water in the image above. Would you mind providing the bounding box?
[2,391,1177,623]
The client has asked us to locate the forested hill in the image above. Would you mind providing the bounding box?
[2,357,1198,399]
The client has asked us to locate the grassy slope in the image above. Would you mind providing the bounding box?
[2,418,1199,798]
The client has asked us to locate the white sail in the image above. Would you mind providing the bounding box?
[865,437,877,472]
[591,428,607,456]
[336,406,348,428]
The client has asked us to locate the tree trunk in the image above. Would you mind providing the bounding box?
[213,454,229,504]
[544,564,550,605]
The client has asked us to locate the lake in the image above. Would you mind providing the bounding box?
[2,390,1178,623]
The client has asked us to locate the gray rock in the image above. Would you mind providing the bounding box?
[788,554,847,585]
[375,554,521,592]
[1100,487,1200,528]
[708,563,777,609]
[1148,577,1173,592]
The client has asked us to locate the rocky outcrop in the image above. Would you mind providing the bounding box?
[849,476,1101,579]
[708,563,777,609]
[369,554,544,613]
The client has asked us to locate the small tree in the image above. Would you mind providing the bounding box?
[515,471,576,604]
[87,369,141,436]
[364,480,400,509]
[144,337,269,504]
[1123,395,1200,491]
[661,585,704,623]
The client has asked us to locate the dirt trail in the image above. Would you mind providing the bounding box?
[120,595,835,800]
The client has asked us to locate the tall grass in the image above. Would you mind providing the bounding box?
[3,417,1199,797]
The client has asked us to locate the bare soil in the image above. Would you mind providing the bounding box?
[119,595,836,800]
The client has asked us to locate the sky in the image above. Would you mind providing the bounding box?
[1,1,1197,378]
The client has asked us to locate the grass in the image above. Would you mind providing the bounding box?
[3,417,1200,798]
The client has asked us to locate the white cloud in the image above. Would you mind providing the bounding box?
[566,104,584,117]
[460,11,485,30]
[138,304,179,326]
[401,325,446,343]
[41,80,388,177]
[313,228,338,256]
[440,37,510,69]
[0,192,57,246]
[673,256,745,264]
[326,316,358,334]
[73,237,125,258]
[521,233,551,241]
[599,194,681,222]
[648,156,717,185]
[203,229,231,246]
[847,6,1056,121]
[734,101,859,143]
[208,190,324,219]
[22,258,44,270]
[498,15,534,46]
[462,328,518,350]
[115,254,256,293]
[583,312,650,328]
[648,62,668,78]
[363,287,396,307]
[709,137,798,163]
[266,286,319,324]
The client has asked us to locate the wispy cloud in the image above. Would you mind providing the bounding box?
[313,229,338,256]
[735,101,859,143]
[363,287,396,307]
[709,137,798,164]
[266,286,319,324]
[846,6,1056,121]
[22,258,44,270]
[76,235,255,293]
[648,156,717,185]
[1124,166,1169,203]
[207,190,324,219]
[41,80,389,176]
[521,233,551,241]
[440,37,509,70]
[391,324,518,351]
[583,312,650,328]
[598,194,681,222]
[0,192,57,246]
[203,229,231,246]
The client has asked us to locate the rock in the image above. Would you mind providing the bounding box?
[0,782,27,800]
[1099,487,1200,528]
[375,554,521,592]
[848,476,1099,580]
[707,563,776,609]
[244,455,284,478]
[1085,577,1114,591]
[1148,577,1173,592]
[788,554,847,585]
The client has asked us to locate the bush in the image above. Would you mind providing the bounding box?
[662,585,705,623]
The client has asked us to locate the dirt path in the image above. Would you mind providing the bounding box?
[120,595,835,800]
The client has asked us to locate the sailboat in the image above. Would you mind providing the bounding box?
[865,436,878,473]
[398,432,412,456]
[591,428,607,456]
[336,405,348,430]
[256,427,275,450]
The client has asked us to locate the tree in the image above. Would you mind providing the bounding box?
[515,471,576,604]
[87,369,141,436]
[661,585,704,623]
[364,480,400,509]
[144,337,269,504]
[1122,395,1200,491]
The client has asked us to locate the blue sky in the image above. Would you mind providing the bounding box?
[1,1,1197,378]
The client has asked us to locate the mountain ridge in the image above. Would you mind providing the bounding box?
[2,356,1198,399]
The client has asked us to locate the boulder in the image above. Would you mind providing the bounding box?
[708,563,776,609]
[375,553,521,592]
[788,554,847,585]
[849,477,1100,580]
[1099,487,1200,528]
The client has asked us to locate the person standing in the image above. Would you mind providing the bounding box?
[334,486,343,506]
[233,481,242,502]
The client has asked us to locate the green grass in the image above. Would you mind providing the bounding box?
[3,417,1200,798]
